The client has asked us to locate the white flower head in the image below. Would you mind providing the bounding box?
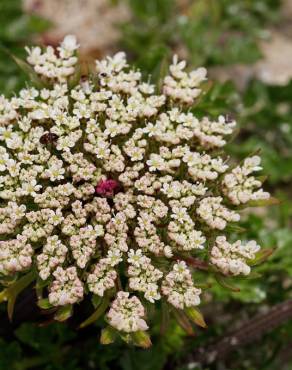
[0,36,270,338]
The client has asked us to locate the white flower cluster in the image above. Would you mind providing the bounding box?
[222,156,270,205]
[197,197,240,230]
[87,249,122,297]
[168,205,206,251]
[127,249,163,302]
[210,236,261,276]
[70,225,104,268]
[0,201,26,234]
[26,35,79,82]
[37,236,68,280]
[0,36,269,334]
[162,261,201,309]
[48,266,84,306]
[107,291,148,333]
[163,55,207,104]
[193,115,236,148]
[0,236,33,275]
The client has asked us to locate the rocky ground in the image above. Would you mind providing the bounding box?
[23,0,129,58]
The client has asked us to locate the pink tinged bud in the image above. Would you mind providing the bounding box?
[96,179,120,197]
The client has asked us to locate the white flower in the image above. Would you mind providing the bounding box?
[21,179,42,196]
[60,35,79,53]
[146,154,165,172]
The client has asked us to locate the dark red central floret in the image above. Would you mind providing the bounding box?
[95,179,120,197]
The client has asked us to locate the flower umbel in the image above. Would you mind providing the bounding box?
[0,36,271,345]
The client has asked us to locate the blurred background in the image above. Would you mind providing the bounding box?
[0,0,292,369]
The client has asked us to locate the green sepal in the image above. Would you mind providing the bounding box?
[68,62,82,89]
[226,223,246,233]
[248,248,274,266]
[91,295,102,309]
[54,304,73,322]
[185,307,207,328]
[160,299,170,335]
[131,330,152,348]
[37,298,53,310]
[36,277,51,289]
[100,326,118,345]
[246,197,280,207]
[256,175,268,183]
[172,308,195,336]
[233,271,262,280]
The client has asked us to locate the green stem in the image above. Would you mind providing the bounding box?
[6,270,37,320]
[79,296,110,328]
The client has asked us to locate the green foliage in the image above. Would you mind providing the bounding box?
[122,0,281,74]
[0,319,187,370]
[0,0,50,96]
[229,80,292,184]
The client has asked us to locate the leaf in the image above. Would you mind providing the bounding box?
[0,270,37,320]
[215,273,240,292]
[54,304,73,322]
[100,325,118,345]
[248,248,274,266]
[226,224,246,233]
[172,308,195,336]
[79,296,109,328]
[0,44,45,89]
[247,197,280,207]
[185,307,207,328]
[233,271,262,280]
[131,330,152,349]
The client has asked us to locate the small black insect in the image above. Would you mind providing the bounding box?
[99,72,108,78]
[40,132,58,145]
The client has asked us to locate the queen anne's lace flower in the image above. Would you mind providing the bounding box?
[0,36,270,338]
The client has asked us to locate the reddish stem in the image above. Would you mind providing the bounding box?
[173,255,209,270]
